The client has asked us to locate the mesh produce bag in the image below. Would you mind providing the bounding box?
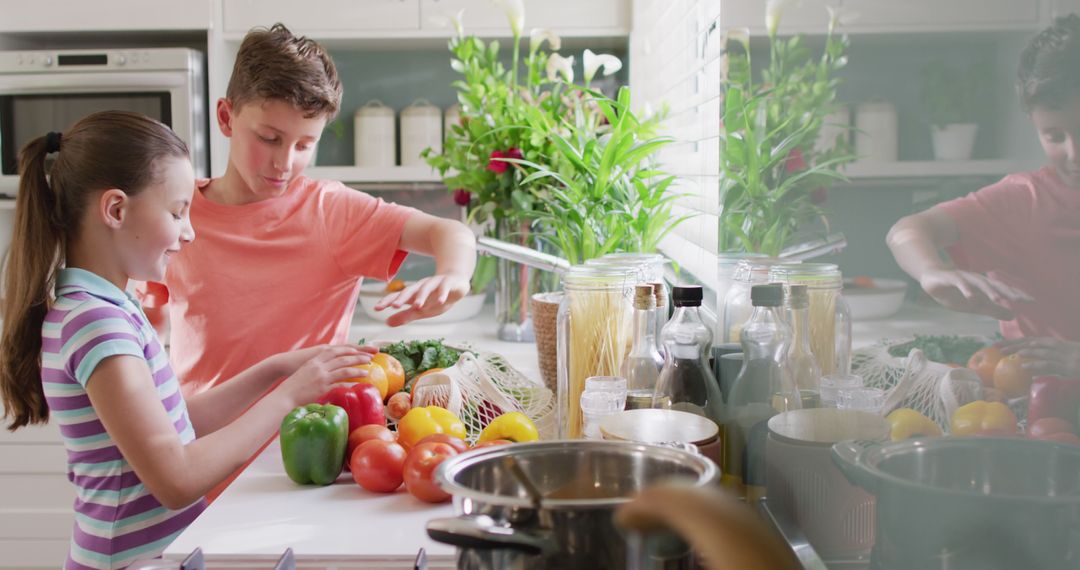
[853,342,988,432]
[411,351,556,443]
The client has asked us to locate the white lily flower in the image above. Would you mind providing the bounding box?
[428,9,466,37]
[491,0,525,38]
[724,27,751,52]
[766,0,801,38]
[530,28,561,52]
[582,49,623,84]
[546,53,575,83]
[826,5,859,35]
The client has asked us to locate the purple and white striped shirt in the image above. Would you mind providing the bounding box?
[42,269,205,569]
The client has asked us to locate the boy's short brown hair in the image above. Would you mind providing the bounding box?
[1018,14,1080,111]
[226,23,343,119]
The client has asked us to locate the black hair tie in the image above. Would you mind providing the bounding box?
[45,131,62,154]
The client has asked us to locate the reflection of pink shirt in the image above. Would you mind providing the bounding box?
[936,166,1080,341]
[152,177,414,394]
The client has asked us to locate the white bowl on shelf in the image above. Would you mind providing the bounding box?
[357,281,487,323]
[843,277,908,320]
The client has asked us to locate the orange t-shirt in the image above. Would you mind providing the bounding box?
[937,165,1080,341]
[157,176,414,395]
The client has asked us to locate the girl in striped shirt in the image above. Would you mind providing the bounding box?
[0,111,373,569]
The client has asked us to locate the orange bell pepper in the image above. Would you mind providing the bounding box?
[950,400,1018,436]
[397,406,466,449]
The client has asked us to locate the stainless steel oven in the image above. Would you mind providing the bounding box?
[0,48,207,194]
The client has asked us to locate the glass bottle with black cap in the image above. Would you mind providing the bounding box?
[652,285,725,427]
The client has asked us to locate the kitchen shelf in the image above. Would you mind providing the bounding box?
[305,165,443,184]
[842,159,1032,180]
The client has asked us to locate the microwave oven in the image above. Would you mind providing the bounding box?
[0,48,207,194]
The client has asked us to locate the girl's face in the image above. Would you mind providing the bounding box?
[118,157,196,282]
[1032,95,1080,188]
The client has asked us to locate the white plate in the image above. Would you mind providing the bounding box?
[358,281,487,323]
[844,277,908,320]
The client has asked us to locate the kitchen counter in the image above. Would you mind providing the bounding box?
[163,308,536,569]
[162,302,995,568]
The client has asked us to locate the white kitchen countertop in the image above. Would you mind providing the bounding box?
[162,302,995,567]
[163,307,535,569]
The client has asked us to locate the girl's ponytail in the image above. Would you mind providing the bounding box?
[1,135,63,430]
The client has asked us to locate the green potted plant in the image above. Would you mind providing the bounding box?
[921,59,990,161]
[717,4,856,256]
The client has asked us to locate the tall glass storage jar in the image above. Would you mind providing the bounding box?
[768,263,852,376]
[721,258,787,345]
[556,266,635,438]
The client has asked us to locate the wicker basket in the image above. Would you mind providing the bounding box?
[530,292,563,393]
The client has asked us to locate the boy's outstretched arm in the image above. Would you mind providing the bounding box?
[377,213,476,326]
[887,207,1030,320]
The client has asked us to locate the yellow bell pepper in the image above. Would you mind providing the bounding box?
[886,408,943,441]
[478,412,540,444]
[950,400,1018,436]
[397,406,467,449]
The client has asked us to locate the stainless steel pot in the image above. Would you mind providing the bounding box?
[427,440,719,569]
[832,436,1080,570]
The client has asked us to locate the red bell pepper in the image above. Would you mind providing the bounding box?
[318,383,386,434]
[1027,376,1080,425]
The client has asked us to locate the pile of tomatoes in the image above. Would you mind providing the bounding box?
[347,425,509,503]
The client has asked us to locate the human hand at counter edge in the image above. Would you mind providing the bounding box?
[919,268,1032,321]
[999,337,1080,379]
[277,345,377,407]
[376,273,472,327]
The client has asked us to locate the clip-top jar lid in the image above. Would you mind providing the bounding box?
[401,98,441,117]
[355,99,394,117]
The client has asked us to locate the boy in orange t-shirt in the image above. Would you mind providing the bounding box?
[887,14,1080,379]
[143,24,476,498]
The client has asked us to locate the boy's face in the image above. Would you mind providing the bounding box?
[218,98,326,199]
[1031,95,1080,188]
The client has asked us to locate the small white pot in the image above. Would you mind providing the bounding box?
[931,123,978,161]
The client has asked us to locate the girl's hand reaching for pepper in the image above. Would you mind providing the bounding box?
[278,346,375,406]
[375,273,471,326]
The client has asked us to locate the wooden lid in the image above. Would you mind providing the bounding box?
[600,409,719,445]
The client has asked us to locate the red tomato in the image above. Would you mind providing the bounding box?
[471,439,514,449]
[348,425,397,462]
[403,442,458,503]
[416,433,469,454]
[1027,417,1076,439]
[350,440,407,493]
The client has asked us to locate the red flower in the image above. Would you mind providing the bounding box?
[487,150,508,174]
[487,148,524,174]
[452,188,472,206]
[785,148,807,173]
[810,187,828,205]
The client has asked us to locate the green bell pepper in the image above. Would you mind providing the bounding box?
[280,403,349,486]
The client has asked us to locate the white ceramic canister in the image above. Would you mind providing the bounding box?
[354,100,396,167]
[444,103,461,141]
[854,101,898,162]
[400,99,442,167]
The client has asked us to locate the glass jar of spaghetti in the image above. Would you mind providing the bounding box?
[768,263,852,376]
[556,265,636,438]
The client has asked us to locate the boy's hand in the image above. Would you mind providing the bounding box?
[278,345,374,406]
[270,344,375,379]
[375,273,471,326]
[919,268,1033,321]
[999,337,1080,379]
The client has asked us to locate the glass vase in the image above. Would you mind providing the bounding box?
[492,221,554,342]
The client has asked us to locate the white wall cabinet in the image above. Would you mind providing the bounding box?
[723,0,1046,35]
[0,0,211,32]
[0,418,73,568]
[420,0,630,35]
[221,0,421,37]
